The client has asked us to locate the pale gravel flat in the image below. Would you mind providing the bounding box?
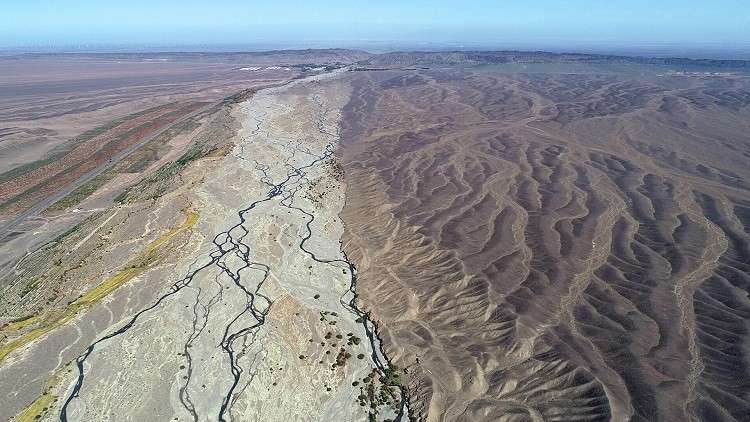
[52,72,374,422]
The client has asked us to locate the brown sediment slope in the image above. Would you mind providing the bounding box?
[339,67,750,421]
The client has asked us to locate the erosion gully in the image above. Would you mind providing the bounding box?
[59,84,410,422]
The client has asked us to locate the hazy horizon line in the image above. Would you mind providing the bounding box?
[2,40,750,60]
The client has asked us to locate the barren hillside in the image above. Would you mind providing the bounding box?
[339,67,750,421]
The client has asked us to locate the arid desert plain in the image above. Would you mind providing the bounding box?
[1,50,750,422]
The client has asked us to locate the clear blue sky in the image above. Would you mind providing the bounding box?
[1,0,748,51]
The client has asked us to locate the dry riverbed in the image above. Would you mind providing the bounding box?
[1,72,406,421]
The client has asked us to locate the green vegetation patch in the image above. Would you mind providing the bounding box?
[19,277,43,298]
[356,365,405,420]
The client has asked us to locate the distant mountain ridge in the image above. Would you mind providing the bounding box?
[4,48,749,68]
[358,50,750,68]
